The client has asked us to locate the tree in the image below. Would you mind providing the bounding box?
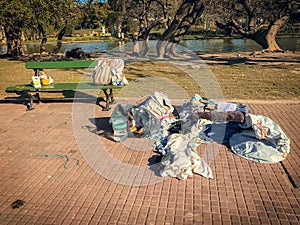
[52,0,80,54]
[0,0,82,56]
[156,0,204,58]
[79,0,109,29]
[105,11,122,36]
[107,0,131,36]
[213,0,300,52]
[0,0,32,57]
[108,0,205,58]
[107,1,179,57]
[127,0,170,57]
[29,0,55,54]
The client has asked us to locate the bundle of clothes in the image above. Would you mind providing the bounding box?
[92,58,128,86]
[110,92,290,180]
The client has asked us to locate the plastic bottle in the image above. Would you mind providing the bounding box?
[32,76,41,88]
[111,113,128,142]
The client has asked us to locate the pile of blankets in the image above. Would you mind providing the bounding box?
[110,92,290,180]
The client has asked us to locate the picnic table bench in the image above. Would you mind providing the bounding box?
[5,60,123,110]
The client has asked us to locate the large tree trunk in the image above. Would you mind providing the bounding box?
[264,16,289,52]
[156,0,192,58]
[131,0,168,58]
[38,24,47,54]
[156,0,204,58]
[231,16,289,52]
[139,28,151,57]
[53,26,66,54]
[167,3,204,56]
[3,26,13,56]
[3,25,25,58]
[132,32,140,57]
[142,36,150,57]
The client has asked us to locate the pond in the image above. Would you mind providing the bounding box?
[0,37,299,55]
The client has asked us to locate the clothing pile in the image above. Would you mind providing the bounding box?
[110,92,290,180]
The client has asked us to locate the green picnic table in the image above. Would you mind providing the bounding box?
[5,60,123,110]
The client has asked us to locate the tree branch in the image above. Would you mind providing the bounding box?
[229,19,254,37]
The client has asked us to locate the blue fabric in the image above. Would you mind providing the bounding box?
[202,122,244,144]
[229,114,290,163]
[230,130,288,163]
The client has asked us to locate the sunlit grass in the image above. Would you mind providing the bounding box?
[0,58,299,100]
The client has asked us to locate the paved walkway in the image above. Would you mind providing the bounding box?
[0,99,299,225]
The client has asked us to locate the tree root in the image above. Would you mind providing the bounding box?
[251,48,285,57]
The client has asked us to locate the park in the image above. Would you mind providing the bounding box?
[0,1,299,224]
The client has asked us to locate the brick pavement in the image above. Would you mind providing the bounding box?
[0,100,299,225]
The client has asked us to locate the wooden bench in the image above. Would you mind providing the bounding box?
[5,60,123,110]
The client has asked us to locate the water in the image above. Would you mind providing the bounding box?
[179,37,300,53]
[0,37,299,55]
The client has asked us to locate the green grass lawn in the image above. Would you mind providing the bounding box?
[0,57,299,100]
